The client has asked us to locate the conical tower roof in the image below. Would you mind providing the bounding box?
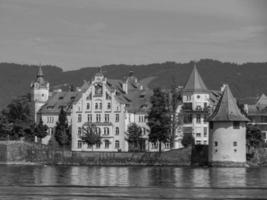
[183,64,209,93]
[35,66,46,85]
[208,85,249,122]
[37,66,44,78]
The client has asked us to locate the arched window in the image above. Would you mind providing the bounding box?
[115,127,119,135]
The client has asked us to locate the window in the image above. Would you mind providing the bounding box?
[78,141,82,149]
[49,127,54,135]
[78,127,82,137]
[99,102,102,110]
[233,121,240,129]
[196,133,201,137]
[95,84,103,96]
[197,95,200,99]
[47,116,54,124]
[87,114,92,122]
[115,114,119,122]
[106,92,111,100]
[214,141,218,147]
[152,143,158,149]
[104,140,110,149]
[196,140,201,144]
[204,127,207,137]
[78,114,82,122]
[107,102,111,109]
[86,103,90,110]
[95,103,98,110]
[233,141,238,147]
[186,95,191,101]
[184,113,192,124]
[87,144,92,149]
[204,140,207,145]
[142,127,146,135]
[196,114,201,123]
[96,127,101,135]
[105,114,109,122]
[104,127,109,135]
[96,142,100,149]
[96,114,101,122]
[115,127,119,135]
[165,142,170,149]
[115,140,120,149]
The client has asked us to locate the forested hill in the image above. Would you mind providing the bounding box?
[0,59,267,110]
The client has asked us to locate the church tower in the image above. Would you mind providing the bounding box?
[208,85,249,166]
[31,66,50,122]
[182,63,210,145]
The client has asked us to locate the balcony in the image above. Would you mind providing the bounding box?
[182,104,209,113]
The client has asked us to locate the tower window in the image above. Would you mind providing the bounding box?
[233,121,240,129]
[196,114,201,123]
[233,141,237,147]
[214,141,218,146]
[115,127,119,135]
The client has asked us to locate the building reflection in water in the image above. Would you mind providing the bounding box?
[209,168,247,187]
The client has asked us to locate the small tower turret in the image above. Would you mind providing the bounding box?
[208,85,249,166]
[31,66,50,122]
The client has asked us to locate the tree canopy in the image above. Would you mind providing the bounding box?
[127,123,143,152]
[34,117,48,142]
[54,107,71,147]
[80,123,101,150]
[147,88,171,152]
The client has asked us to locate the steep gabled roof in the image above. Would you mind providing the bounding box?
[208,85,249,122]
[256,93,267,105]
[183,64,209,93]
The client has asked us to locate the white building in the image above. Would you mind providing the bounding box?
[32,68,158,151]
[208,85,249,165]
[181,64,210,145]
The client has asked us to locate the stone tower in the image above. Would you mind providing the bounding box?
[31,66,50,122]
[208,85,249,166]
[182,64,210,145]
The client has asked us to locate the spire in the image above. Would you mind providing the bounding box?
[183,63,208,93]
[208,85,249,122]
[37,66,44,78]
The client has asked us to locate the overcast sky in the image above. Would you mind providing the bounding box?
[0,0,266,71]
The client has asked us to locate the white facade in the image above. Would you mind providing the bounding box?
[209,121,246,163]
[71,73,127,152]
[182,92,210,145]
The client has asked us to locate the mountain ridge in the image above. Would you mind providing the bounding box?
[0,59,266,110]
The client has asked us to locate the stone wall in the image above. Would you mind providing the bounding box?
[0,141,192,166]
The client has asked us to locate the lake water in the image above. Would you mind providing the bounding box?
[0,165,267,199]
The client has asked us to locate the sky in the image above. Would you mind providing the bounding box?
[0,0,266,71]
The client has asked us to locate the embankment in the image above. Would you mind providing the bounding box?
[0,141,192,166]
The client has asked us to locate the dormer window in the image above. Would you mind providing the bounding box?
[106,92,111,100]
[95,84,103,96]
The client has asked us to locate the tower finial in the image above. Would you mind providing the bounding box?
[37,65,44,78]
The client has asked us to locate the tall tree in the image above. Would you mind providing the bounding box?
[147,88,171,152]
[168,81,183,149]
[127,123,143,152]
[246,125,265,153]
[80,123,101,150]
[34,117,48,143]
[55,107,71,147]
